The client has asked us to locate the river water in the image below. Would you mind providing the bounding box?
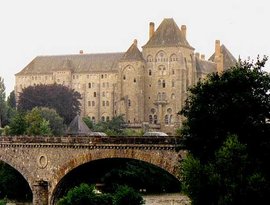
[143,193,190,205]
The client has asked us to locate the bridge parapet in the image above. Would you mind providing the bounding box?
[0,136,184,147]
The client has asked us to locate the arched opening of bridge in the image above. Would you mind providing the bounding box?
[52,158,181,204]
[0,161,32,202]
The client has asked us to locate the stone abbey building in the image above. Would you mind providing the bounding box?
[15,18,236,134]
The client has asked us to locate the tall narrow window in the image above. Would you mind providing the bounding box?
[106,101,109,106]
[165,115,169,124]
[149,69,152,76]
[154,115,158,124]
[88,83,91,88]
[93,92,97,97]
[149,115,153,124]
[106,116,110,122]
[101,116,105,122]
[128,99,131,107]
[162,80,166,88]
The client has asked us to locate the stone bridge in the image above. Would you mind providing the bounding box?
[0,136,185,205]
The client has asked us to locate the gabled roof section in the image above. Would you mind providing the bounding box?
[120,40,144,62]
[66,115,91,136]
[209,45,237,70]
[143,18,193,49]
[195,57,217,74]
[16,52,124,75]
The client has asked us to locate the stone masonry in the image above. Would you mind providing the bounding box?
[0,136,185,205]
[15,18,237,134]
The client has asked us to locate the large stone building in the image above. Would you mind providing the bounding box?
[15,18,236,134]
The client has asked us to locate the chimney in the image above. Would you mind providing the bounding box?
[181,25,187,39]
[79,50,83,54]
[149,22,155,39]
[133,39,138,47]
[195,52,200,58]
[201,54,205,60]
[215,40,221,55]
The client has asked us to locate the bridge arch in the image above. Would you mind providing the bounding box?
[50,148,181,204]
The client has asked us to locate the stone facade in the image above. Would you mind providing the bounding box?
[0,136,184,205]
[15,18,237,134]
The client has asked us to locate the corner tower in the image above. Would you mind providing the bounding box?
[116,40,146,123]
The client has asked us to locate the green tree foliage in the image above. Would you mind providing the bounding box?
[180,56,270,204]
[113,185,144,205]
[38,107,66,136]
[0,77,8,127]
[7,90,16,108]
[180,56,270,161]
[17,84,82,124]
[57,183,113,205]
[93,115,125,136]
[57,183,144,205]
[0,162,32,201]
[181,135,266,205]
[9,111,27,135]
[25,108,52,136]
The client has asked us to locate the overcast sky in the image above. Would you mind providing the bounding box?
[0,0,269,95]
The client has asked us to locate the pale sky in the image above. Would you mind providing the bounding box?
[0,0,269,95]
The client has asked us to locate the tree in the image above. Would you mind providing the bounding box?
[9,111,27,135]
[113,185,144,205]
[57,183,113,205]
[0,77,7,127]
[7,90,16,108]
[180,56,270,204]
[180,56,270,162]
[39,107,66,136]
[25,108,52,136]
[17,84,82,124]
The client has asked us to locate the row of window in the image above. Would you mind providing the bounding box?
[88,82,110,89]
[149,114,174,124]
[88,101,110,107]
[148,69,175,76]
[89,116,110,123]
[73,73,110,80]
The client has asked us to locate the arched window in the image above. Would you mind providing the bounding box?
[106,116,110,121]
[101,116,105,122]
[92,116,96,123]
[147,55,153,62]
[170,54,177,62]
[149,69,152,76]
[123,75,126,80]
[171,93,175,99]
[149,115,153,124]
[93,92,97,97]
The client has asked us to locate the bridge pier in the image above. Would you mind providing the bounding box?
[32,180,49,205]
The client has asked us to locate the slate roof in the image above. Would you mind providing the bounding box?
[143,18,193,49]
[209,45,237,70]
[66,115,91,136]
[195,57,217,74]
[16,53,124,75]
[120,41,144,62]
